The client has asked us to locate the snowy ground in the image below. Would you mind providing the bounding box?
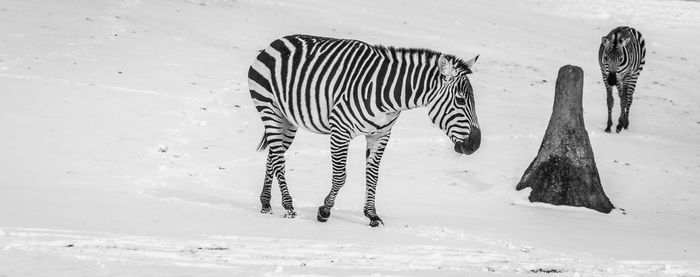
[1,0,699,276]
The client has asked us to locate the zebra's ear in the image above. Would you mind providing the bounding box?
[438,54,456,79]
[601,36,611,46]
[464,55,479,73]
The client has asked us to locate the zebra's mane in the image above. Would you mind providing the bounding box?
[373,45,473,73]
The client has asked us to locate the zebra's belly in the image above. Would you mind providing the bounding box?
[274,90,333,135]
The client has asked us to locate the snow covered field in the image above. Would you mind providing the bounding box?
[1,0,699,275]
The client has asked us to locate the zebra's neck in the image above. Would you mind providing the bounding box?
[372,46,444,112]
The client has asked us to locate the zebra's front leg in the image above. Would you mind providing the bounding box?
[605,84,614,133]
[317,132,352,223]
[364,132,391,227]
[616,84,627,133]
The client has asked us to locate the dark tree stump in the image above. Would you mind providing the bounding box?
[516,65,614,213]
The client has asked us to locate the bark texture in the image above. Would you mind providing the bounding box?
[516,65,614,213]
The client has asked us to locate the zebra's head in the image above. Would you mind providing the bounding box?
[428,54,481,155]
[601,35,631,86]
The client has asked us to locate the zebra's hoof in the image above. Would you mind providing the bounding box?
[317,206,330,222]
[368,218,384,227]
[261,205,272,214]
[604,127,611,133]
[284,209,296,218]
[616,125,623,133]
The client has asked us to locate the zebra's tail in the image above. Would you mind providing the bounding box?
[256,133,269,152]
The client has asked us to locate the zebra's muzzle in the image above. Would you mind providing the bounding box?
[607,72,617,86]
[454,127,481,155]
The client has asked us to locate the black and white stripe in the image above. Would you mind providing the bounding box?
[248,34,481,226]
[599,26,646,133]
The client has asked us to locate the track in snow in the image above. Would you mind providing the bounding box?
[2,227,698,276]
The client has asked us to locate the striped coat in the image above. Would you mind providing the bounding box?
[598,26,646,133]
[248,35,481,226]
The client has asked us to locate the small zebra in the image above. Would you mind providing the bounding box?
[248,34,481,227]
[598,26,646,133]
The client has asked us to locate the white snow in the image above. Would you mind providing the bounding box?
[1,0,699,276]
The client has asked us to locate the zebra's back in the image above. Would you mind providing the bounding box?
[248,35,380,135]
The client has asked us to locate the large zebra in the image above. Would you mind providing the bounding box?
[248,34,481,227]
[598,26,646,133]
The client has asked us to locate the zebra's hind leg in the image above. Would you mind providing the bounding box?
[622,95,633,130]
[261,119,299,218]
[260,154,274,214]
[622,77,637,130]
[317,130,352,223]
[280,124,298,217]
[605,84,614,133]
[363,132,391,227]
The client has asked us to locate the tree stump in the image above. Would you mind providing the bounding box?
[516,65,614,213]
